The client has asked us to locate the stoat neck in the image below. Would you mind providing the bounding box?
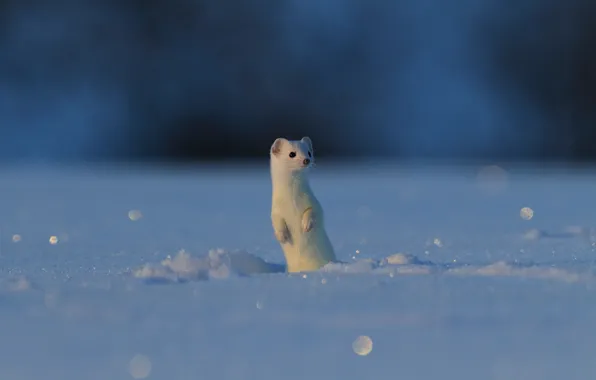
[270,166,312,194]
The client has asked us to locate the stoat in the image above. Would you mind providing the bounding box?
[269,136,337,272]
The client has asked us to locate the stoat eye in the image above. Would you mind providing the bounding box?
[289,152,296,158]
[308,151,312,158]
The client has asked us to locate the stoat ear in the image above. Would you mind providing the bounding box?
[271,138,287,155]
[301,136,313,152]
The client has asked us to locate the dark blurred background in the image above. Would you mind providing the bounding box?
[0,0,595,164]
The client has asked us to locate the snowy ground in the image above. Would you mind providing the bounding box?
[1,162,596,380]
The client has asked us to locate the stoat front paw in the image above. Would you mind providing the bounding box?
[275,226,291,243]
[302,217,315,233]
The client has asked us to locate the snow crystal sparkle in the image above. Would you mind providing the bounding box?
[520,207,534,220]
[352,335,373,356]
[128,354,152,379]
[128,210,143,221]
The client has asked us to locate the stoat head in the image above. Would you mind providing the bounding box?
[270,137,314,176]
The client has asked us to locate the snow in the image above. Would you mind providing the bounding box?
[1,162,596,379]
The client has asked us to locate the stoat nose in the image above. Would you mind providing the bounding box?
[303,158,311,165]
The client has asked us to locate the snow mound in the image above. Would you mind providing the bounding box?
[134,250,587,284]
[133,249,285,283]
[321,253,435,275]
[445,261,583,283]
[323,255,585,283]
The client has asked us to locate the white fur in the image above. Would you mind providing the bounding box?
[270,137,337,272]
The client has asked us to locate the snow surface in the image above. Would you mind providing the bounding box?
[1,162,596,380]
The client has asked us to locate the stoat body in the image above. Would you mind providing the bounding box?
[269,137,337,273]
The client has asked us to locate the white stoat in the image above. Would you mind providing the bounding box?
[269,136,337,272]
